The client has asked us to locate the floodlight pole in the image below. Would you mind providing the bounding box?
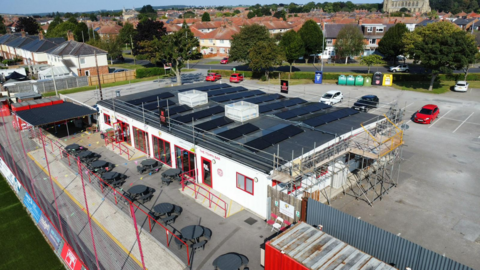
[95,51,103,100]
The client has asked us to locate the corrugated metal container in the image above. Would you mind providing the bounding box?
[35,99,51,108]
[28,100,43,109]
[49,96,64,105]
[11,102,30,112]
[265,222,397,270]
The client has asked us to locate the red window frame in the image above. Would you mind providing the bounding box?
[132,126,149,154]
[236,172,254,195]
[174,145,196,178]
[152,135,171,166]
[104,113,111,126]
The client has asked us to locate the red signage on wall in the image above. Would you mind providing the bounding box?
[280,80,289,94]
[217,168,223,177]
[60,244,83,270]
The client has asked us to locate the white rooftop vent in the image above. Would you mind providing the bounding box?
[178,90,208,107]
[225,101,259,122]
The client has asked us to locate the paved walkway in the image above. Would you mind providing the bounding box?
[28,148,185,270]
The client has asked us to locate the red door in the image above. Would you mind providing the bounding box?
[201,157,212,188]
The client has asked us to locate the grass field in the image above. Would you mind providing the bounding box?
[0,176,63,270]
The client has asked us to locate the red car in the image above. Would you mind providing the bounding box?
[230,73,244,83]
[206,73,222,82]
[220,58,229,64]
[414,104,440,124]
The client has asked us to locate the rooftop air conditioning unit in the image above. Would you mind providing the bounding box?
[225,101,259,122]
[178,90,208,107]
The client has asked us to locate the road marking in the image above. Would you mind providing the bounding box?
[453,112,474,133]
[27,152,144,268]
[406,120,412,124]
[428,109,452,129]
[404,102,415,108]
[371,100,395,112]
[440,117,480,126]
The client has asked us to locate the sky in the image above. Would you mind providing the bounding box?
[2,0,381,15]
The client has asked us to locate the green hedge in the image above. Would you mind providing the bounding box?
[210,70,479,82]
[136,67,166,78]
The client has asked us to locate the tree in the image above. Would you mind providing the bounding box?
[88,38,123,60]
[118,22,136,48]
[67,17,78,25]
[202,12,211,22]
[74,22,89,42]
[89,13,98,21]
[47,16,62,33]
[399,7,410,12]
[273,10,287,21]
[142,23,200,85]
[378,23,409,65]
[360,55,385,73]
[184,11,196,18]
[15,17,40,35]
[233,10,241,15]
[0,15,6,34]
[404,21,477,90]
[280,30,305,73]
[298,20,325,63]
[334,24,365,64]
[133,19,166,55]
[249,39,283,79]
[140,5,155,14]
[247,12,255,19]
[47,22,77,39]
[230,24,271,63]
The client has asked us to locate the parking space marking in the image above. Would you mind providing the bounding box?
[371,100,396,112]
[404,102,415,108]
[453,112,474,133]
[441,117,480,125]
[429,109,452,129]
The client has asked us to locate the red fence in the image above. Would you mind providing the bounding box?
[180,170,227,218]
[104,135,133,160]
[38,130,191,267]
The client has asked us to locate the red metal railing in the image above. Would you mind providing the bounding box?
[37,131,191,266]
[181,170,228,218]
[104,135,133,160]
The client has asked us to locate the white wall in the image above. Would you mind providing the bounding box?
[46,53,108,72]
[97,105,270,218]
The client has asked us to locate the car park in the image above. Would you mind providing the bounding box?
[229,73,244,83]
[453,81,469,92]
[414,104,440,124]
[389,64,409,72]
[320,90,343,105]
[220,58,229,64]
[352,95,379,111]
[205,73,222,82]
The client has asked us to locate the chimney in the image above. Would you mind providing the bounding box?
[67,30,74,41]
[21,29,26,38]
[39,31,44,40]
[358,19,362,25]
[6,28,11,34]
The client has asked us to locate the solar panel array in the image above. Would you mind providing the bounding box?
[128,92,174,105]
[143,100,176,111]
[216,123,259,141]
[258,98,308,113]
[178,83,231,92]
[166,105,192,116]
[195,117,233,131]
[302,108,360,127]
[275,103,331,120]
[210,90,265,103]
[174,106,224,123]
[245,125,304,152]
[243,94,285,104]
[208,87,248,97]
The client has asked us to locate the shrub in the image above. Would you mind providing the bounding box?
[135,67,166,78]
[135,54,149,60]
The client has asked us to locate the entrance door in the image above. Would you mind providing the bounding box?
[175,146,196,178]
[117,121,131,145]
[202,157,212,188]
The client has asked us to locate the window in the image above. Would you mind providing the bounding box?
[104,114,111,126]
[220,40,224,44]
[80,58,86,64]
[209,39,213,43]
[369,39,377,45]
[175,146,196,178]
[326,39,333,45]
[376,27,384,32]
[220,48,225,53]
[236,173,254,195]
[367,26,373,32]
[133,127,149,154]
[152,136,171,166]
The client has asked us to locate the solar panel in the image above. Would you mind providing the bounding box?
[275,103,332,119]
[302,108,359,127]
[216,123,259,141]
[211,90,265,103]
[284,98,307,107]
[173,106,225,123]
[244,94,284,104]
[144,100,176,111]
[167,105,192,115]
[178,84,231,92]
[244,124,304,152]
[208,87,247,97]
[195,117,233,131]
[128,92,175,105]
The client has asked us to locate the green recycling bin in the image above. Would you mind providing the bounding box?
[338,75,346,85]
[364,77,372,86]
[355,76,364,86]
[346,75,355,86]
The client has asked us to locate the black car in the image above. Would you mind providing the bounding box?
[352,95,379,112]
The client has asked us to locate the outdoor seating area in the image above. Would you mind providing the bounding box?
[213,253,249,270]
[148,202,183,225]
[266,213,291,232]
[161,168,182,186]
[174,225,212,252]
[122,185,155,204]
[101,171,127,188]
[137,158,163,175]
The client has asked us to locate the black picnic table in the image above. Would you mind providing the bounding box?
[141,159,158,167]
[102,171,119,181]
[213,253,243,270]
[153,203,174,216]
[91,160,108,169]
[65,144,81,151]
[78,151,94,158]
[181,225,204,242]
[128,185,148,196]
[163,168,182,177]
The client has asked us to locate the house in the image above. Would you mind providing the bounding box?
[16,32,65,66]
[191,21,222,33]
[45,31,108,77]
[97,25,123,40]
[197,24,240,56]
[358,19,392,56]
[453,18,478,31]
[122,7,139,22]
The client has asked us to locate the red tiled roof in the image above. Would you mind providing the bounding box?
[97,25,122,35]
[201,25,240,40]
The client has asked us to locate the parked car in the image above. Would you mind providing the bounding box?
[453,81,469,92]
[220,58,229,64]
[230,73,244,83]
[414,104,440,124]
[352,95,379,111]
[205,73,222,82]
[389,64,409,72]
[396,55,406,61]
[320,90,343,105]
[113,68,128,73]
